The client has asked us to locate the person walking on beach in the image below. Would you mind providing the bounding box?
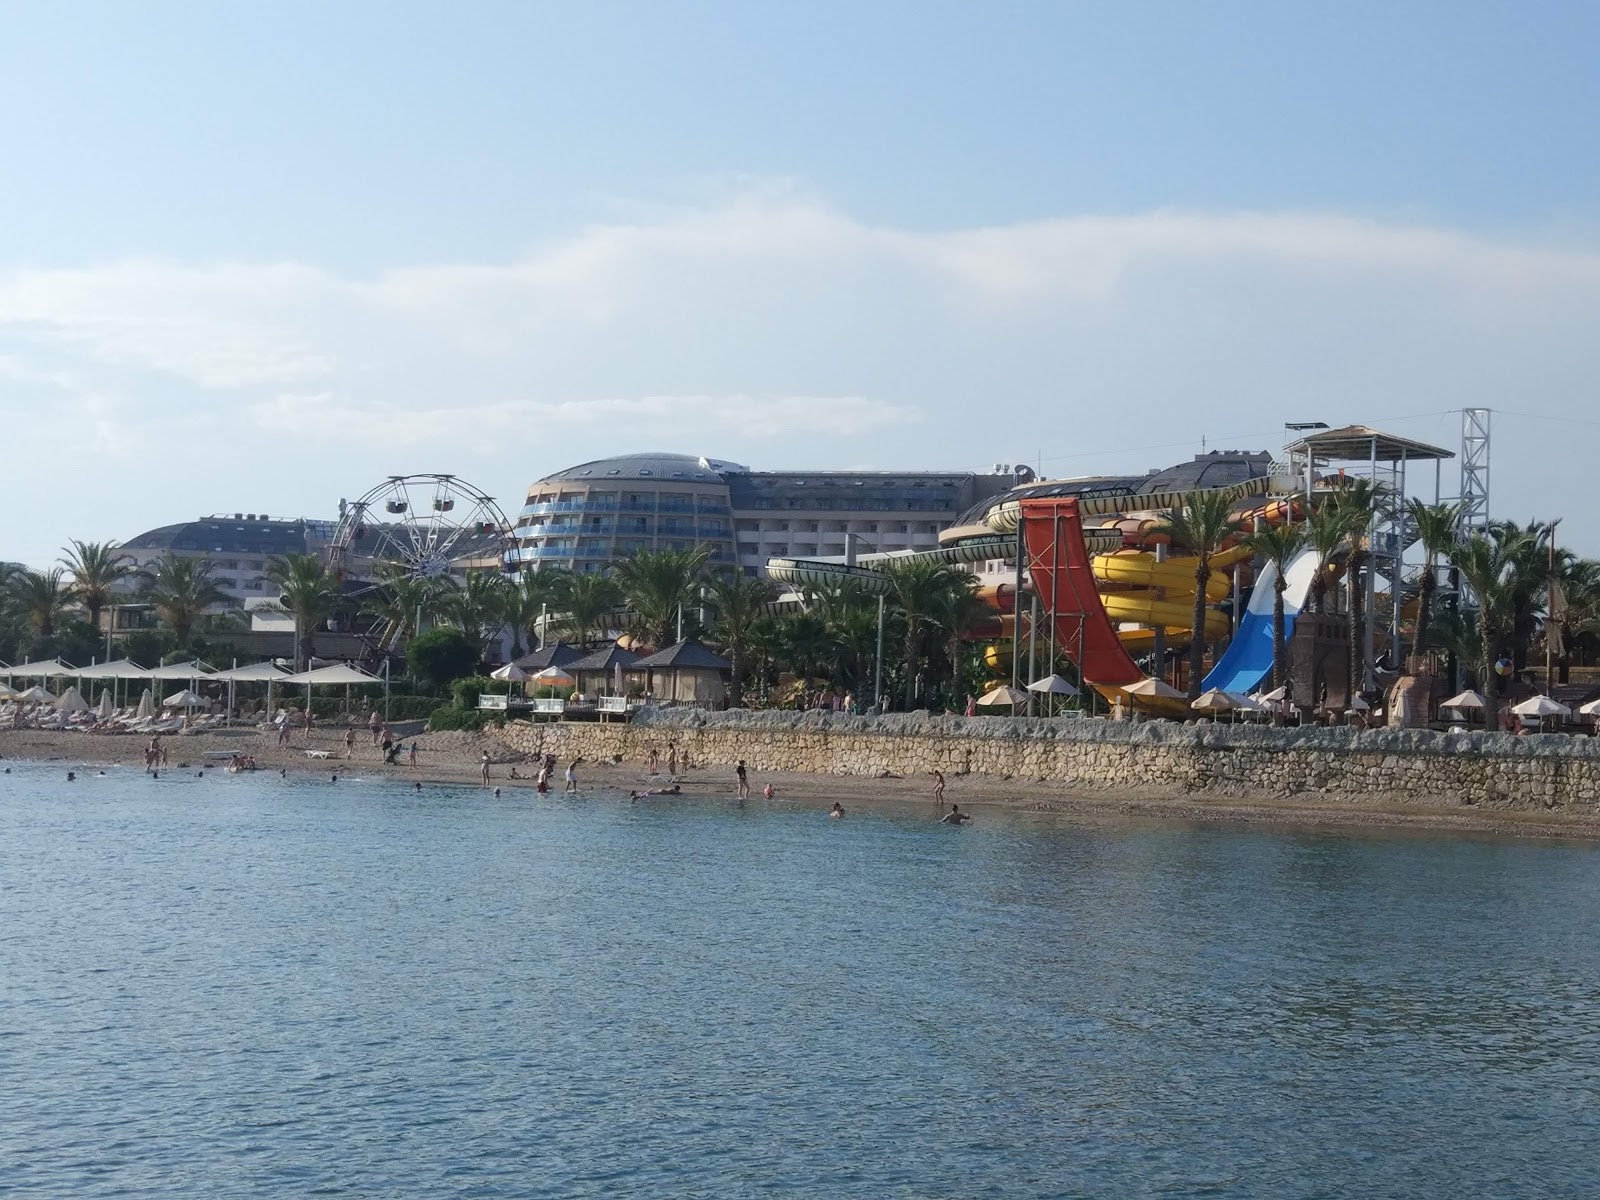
[480,750,491,789]
[932,769,946,810]
[735,759,749,803]
[565,757,583,793]
[345,728,356,759]
[369,709,382,746]
[536,760,551,794]
[648,747,660,776]
[408,742,418,771]
[667,743,678,777]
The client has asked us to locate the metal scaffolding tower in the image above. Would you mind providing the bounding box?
[1457,408,1491,534]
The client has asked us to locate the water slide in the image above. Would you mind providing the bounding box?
[1200,548,1320,695]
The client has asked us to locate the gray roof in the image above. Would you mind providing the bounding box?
[567,645,642,672]
[631,639,732,671]
[123,517,312,556]
[534,453,734,487]
[512,642,584,670]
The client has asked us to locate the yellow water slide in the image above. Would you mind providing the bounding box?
[1089,544,1252,649]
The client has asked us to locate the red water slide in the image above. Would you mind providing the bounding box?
[1019,496,1145,690]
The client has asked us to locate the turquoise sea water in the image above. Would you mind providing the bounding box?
[2,763,1599,1197]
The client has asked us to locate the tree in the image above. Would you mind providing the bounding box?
[1490,520,1554,674]
[613,547,710,649]
[140,556,235,649]
[1156,489,1238,700]
[705,572,776,707]
[1243,521,1309,690]
[407,626,480,691]
[11,567,71,641]
[1331,478,1386,698]
[881,557,970,710]
[1449,532,1519,711]
[556,572,622,648]
[362,566,455,650]
[60,540,133,631]
[1401,499,1463,666]
[1304,503,1348,615]
[443,569,509,659]
[265,553,342,671]
[499,567,572,658]
[778,609,837,686]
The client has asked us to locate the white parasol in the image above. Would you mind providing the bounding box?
[1511,695,1571,718]
[136,688,154,718]
[55,686,90,713]
[1122,677,1186,700]
[17,686,53,703]
[976,684,1028,707]
[1578,698,1600,717]
[1191,689,1240,713]
[533,666,575,686]
[1026,674,1079,696]
[97,689,114,718]
[1442,690,1486,712]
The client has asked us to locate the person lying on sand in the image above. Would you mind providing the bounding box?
[629,784,683,801]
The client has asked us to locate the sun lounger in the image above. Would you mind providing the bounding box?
[304,749,331,759]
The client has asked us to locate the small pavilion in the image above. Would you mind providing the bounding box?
[628,639,732,706]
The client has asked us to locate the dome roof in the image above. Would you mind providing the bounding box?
[534,453,744,487]
[122,517,312,556]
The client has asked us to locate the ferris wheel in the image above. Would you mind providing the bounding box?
[328,474,514,583]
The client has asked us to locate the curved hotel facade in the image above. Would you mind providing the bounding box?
[511,453,1021,576]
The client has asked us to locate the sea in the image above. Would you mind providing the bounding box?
[2,762,1598,1198]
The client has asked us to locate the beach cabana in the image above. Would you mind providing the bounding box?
[511,642,584,672]
[567,645,641,700]
[629,639,732,707]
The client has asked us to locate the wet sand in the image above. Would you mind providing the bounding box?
[4,726,1600,843]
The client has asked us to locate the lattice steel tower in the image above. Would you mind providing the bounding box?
[1458,408,1491,534]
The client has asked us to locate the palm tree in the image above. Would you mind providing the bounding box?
[265,554,342,671]
[1401,499,1463,667]
[1304,503,1348,615]
[1243,521,1309,690]
[1156,489,1238,700]
[1331,478,1386,698]
[881,557,968,710]
[744,614,787,705]
[556,573,622,648]
[12,567,71,639]
[499,567,573,658]
[705,572,776,707]
[443,569,510,659]
[141,556,235,648]
[778,609,837,687]
[361,565,455,650]
[1491,519,1553,674]
[613,547,710,649]
[60,540,133,632]
[1449,532,1518,711]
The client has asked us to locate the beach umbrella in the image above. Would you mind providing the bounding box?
[18,686,53,703]
[1442,690,1486,712]
[1026,674,1079,696]
[1512,695,1571,718]
[162,689,206,709]
[1257,685,1290,703]
[1122,677,1186,700]
[1349,695,1371,712]
[136,688,154,718]
[55,686,90,713]
[976,684,1028,707]
[0,682,18,700]
[97,689,114,718]
[533,666,575,687]
[491,662,529,682]
[1577,698,1600,717]
[1191,688,1240,713]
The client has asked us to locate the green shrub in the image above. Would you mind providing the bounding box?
[425,705,504,733]
[384,695,443,721]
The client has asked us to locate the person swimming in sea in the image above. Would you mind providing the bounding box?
[828,802,844,818]
[940,804,970,825]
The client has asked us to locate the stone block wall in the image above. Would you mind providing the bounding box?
[492,710,1600,814]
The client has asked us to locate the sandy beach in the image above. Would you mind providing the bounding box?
[5,724,1600,843]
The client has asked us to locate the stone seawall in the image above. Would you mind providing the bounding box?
[493,711,1600,814]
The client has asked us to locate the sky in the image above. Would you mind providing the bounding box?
[2,1,1599,565]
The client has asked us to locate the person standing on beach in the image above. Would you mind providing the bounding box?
[369,709,382,746]
[735,760,749,803]
[932,769,946,809]
[344,728,356,759]
[648,747,659,776]
[480,750,491,788]
[408,742,418,771]
[667,743,678,777]
[565,757,583,793]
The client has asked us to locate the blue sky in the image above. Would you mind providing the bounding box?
[2,2,1599,562]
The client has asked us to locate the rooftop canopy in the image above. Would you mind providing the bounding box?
[280,663,383,685]
[1,658,77,678]
[74,659,153,679]
[1283,424,1454,463]
[208,662,294,681]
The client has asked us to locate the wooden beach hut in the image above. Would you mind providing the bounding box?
[628,639,732,707]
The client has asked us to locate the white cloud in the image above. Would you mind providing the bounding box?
[1,194,1599,562]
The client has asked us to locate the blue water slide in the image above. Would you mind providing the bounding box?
[1202,549,1320,695]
